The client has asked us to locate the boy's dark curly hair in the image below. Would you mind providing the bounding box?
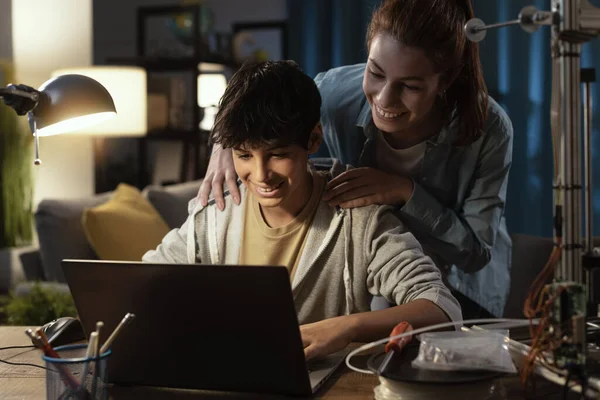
[210,60,321,149]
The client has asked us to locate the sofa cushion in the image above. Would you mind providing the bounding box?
[82,183,170,261]
[14,281,71,297]
[143,180,202,229]
[35,193,112,283]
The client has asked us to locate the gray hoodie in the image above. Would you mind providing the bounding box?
[142,163,462,325]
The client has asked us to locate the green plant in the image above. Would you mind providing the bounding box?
[0,61,34,248]
[0,282,77,326]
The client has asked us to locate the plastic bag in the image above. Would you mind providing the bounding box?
[411,330,517,374]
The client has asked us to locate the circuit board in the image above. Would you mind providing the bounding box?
[546,281,587,369]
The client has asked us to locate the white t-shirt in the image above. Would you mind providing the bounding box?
[373,130,426,178]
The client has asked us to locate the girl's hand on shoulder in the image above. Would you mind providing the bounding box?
[323,167,414,208]
[300,315,357,361]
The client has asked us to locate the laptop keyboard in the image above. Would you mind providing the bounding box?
[307,357,336,373]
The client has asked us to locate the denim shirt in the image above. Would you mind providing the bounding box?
[314,63,513,317]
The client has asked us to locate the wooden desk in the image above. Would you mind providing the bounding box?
[0,326,577,399]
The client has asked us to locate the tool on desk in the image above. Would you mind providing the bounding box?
[25,328,80,390]
[34,328,59,358]
[78,331,98,391]
[378,321,413,375]
[99,312,135,354]
[91,321,104,398]
[25,329,44,351]
[89,335,100,399]
[89,322,102,399]
[94,322,104,340]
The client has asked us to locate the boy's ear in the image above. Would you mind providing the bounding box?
[307,123,323,154]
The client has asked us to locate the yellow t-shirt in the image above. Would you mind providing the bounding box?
[238,170,325,281]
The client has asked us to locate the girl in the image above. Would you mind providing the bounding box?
[198,0,513,319]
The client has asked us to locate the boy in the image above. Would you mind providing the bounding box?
[143,61,461,360]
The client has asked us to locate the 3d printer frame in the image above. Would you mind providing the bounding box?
[466,0,600,396]
[467,0,600,310]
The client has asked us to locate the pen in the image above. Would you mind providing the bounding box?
[78,331,98,391]
[89,321,103,398]
[89,332,100,399]
[26,329,80,390]
[25,329,44,352]
[99,312,135,354]
[33,328,61,359]
[94,321,104,341]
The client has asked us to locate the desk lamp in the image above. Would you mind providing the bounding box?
[0,74,117,165]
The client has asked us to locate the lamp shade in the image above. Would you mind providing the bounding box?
[34,74,117,137]
[51,66,147,137]
[197,63,227,108]
[197,63,227,131]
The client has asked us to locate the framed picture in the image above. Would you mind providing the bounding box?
[232,21,288,63]
[137,4,216,59]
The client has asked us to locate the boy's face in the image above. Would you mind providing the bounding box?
[232,126,322,212]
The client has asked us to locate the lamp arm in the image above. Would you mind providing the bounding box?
[0,86,38,100]
[0,84,40,116]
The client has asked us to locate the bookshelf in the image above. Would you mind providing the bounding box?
[106,4,239,189]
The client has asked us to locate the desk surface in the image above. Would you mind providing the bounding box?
[0,325,578,399]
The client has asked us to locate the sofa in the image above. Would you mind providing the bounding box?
[16,180,202,295]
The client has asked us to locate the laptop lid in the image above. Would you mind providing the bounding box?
[62,260,317,397]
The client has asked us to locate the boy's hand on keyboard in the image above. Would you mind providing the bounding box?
[300,315,357,361]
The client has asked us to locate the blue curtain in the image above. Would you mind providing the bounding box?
[288,0,380,78]
[288,0,600,237]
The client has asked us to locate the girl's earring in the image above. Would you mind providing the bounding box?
[440,89,447,101]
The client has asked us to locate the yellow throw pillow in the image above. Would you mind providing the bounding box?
[82,183,170,261]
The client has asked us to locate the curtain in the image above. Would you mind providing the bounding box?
[288,0,600,237]
[287,0,380,78]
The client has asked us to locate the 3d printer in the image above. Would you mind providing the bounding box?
[466,0,599,394]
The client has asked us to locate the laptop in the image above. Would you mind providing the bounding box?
[61,260,347,397]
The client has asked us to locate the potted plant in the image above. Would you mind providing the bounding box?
[0,282,76,325]
[0,61,34,294]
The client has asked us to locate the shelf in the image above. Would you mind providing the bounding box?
[144,128,210,142]
[107,56,239,72]
[126,3,222,188]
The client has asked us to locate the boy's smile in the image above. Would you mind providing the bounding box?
[254,181,284,197]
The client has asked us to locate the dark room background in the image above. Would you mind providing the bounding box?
[91,0,600,238]
[287,0,600,238]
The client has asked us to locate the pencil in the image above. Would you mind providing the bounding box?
[27,328,80,390]
[99,313,135,354]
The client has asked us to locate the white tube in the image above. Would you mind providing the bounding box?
[345,318,528,375]
[345,317,599,398]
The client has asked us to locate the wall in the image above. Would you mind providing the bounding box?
[0,0,11,59]
[92,0,287,188]
[12,0,95,207]
[94,0,287,64]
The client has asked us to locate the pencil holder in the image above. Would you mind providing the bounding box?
[42,344,112,400]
